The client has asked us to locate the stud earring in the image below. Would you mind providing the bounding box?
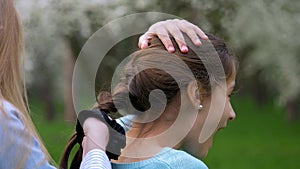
[198,104,203,110]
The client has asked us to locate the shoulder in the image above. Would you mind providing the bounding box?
[112,160,170,169]
[112,148,208,169]
[0,99,23,126]
[154,148,208,169]
[0,100,55,169]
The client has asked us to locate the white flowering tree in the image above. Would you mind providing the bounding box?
[17,0,105,121]
[16,0,300,121]
[221,0,300,120]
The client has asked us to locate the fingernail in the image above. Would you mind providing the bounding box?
[168,46,175,52]
[181,45,188,52]
[195,39,202,46]
[204,35,208,39]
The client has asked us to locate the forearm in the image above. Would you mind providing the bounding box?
[80,149,111,169]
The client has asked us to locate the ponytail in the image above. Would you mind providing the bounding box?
[59,91,125,169]
[59,133,82,169]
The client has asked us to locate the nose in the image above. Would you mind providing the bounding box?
[228,104,236,121]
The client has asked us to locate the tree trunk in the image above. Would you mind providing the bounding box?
[63,40,76,122]
[42,82,55,121]
[285,99,298,121]
[251,71,268,107]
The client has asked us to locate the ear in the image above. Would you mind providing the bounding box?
[186,80,200,109]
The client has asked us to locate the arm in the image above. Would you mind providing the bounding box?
[80,117,111,169]
[81,118,109,156]
[78,110,125,169]
[77,109,125,161]
[0,102,55,169]
[0,100,111,169]
[80,148,111,169]
[138,19,208,53]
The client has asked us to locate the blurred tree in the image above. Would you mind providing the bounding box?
[18,0,103,121]
[17,0,299,121]
[20,1,63,121]
[63,40,76,121]
[221,0,300,120]
[103,0,300,121]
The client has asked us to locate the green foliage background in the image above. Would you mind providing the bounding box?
[17,0,300,168]
[32,96,300,168]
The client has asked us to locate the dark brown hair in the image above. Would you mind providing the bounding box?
[111,34,236,114]
[59,34,236,169]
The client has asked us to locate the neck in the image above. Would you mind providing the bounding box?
[115,143,162,163]
[115,120,171,162]
[116,106,182,163]
[116,94,196,163]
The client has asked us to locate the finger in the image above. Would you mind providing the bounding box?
[178,20,208,41]
[185,29,202,46]
[174,20,202,47]
[82,136,87,158]
[138,21,164,49]
[165,23,188,52]
[138,34,148,49]
[139,32,156,49]
[193,25,208,40]
[156,28,175,53]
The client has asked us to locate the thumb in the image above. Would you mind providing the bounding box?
[82,136,87,159]
[138,33,153,49]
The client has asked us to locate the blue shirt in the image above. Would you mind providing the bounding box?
[0,100,112,169]
[0,100,56,168]
[111,147,208,169]
[115,116,208,169]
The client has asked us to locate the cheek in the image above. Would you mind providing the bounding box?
[220,101,231,123]
[183,110,207,144]
[193,107,210,137]
[182,120,214,159]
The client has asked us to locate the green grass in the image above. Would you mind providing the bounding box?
[30,96,300,168]
[34,119,75,164]
[204,97,300,169]
[29,98,75,165]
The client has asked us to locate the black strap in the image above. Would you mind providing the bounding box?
[76,109,126,160]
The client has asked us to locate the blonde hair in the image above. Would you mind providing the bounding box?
[0,0,53,167]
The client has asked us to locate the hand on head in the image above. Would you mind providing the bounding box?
[138,19,208,53]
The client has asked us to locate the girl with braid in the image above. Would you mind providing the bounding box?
[0,0,206,168]
[61,20,237,169]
